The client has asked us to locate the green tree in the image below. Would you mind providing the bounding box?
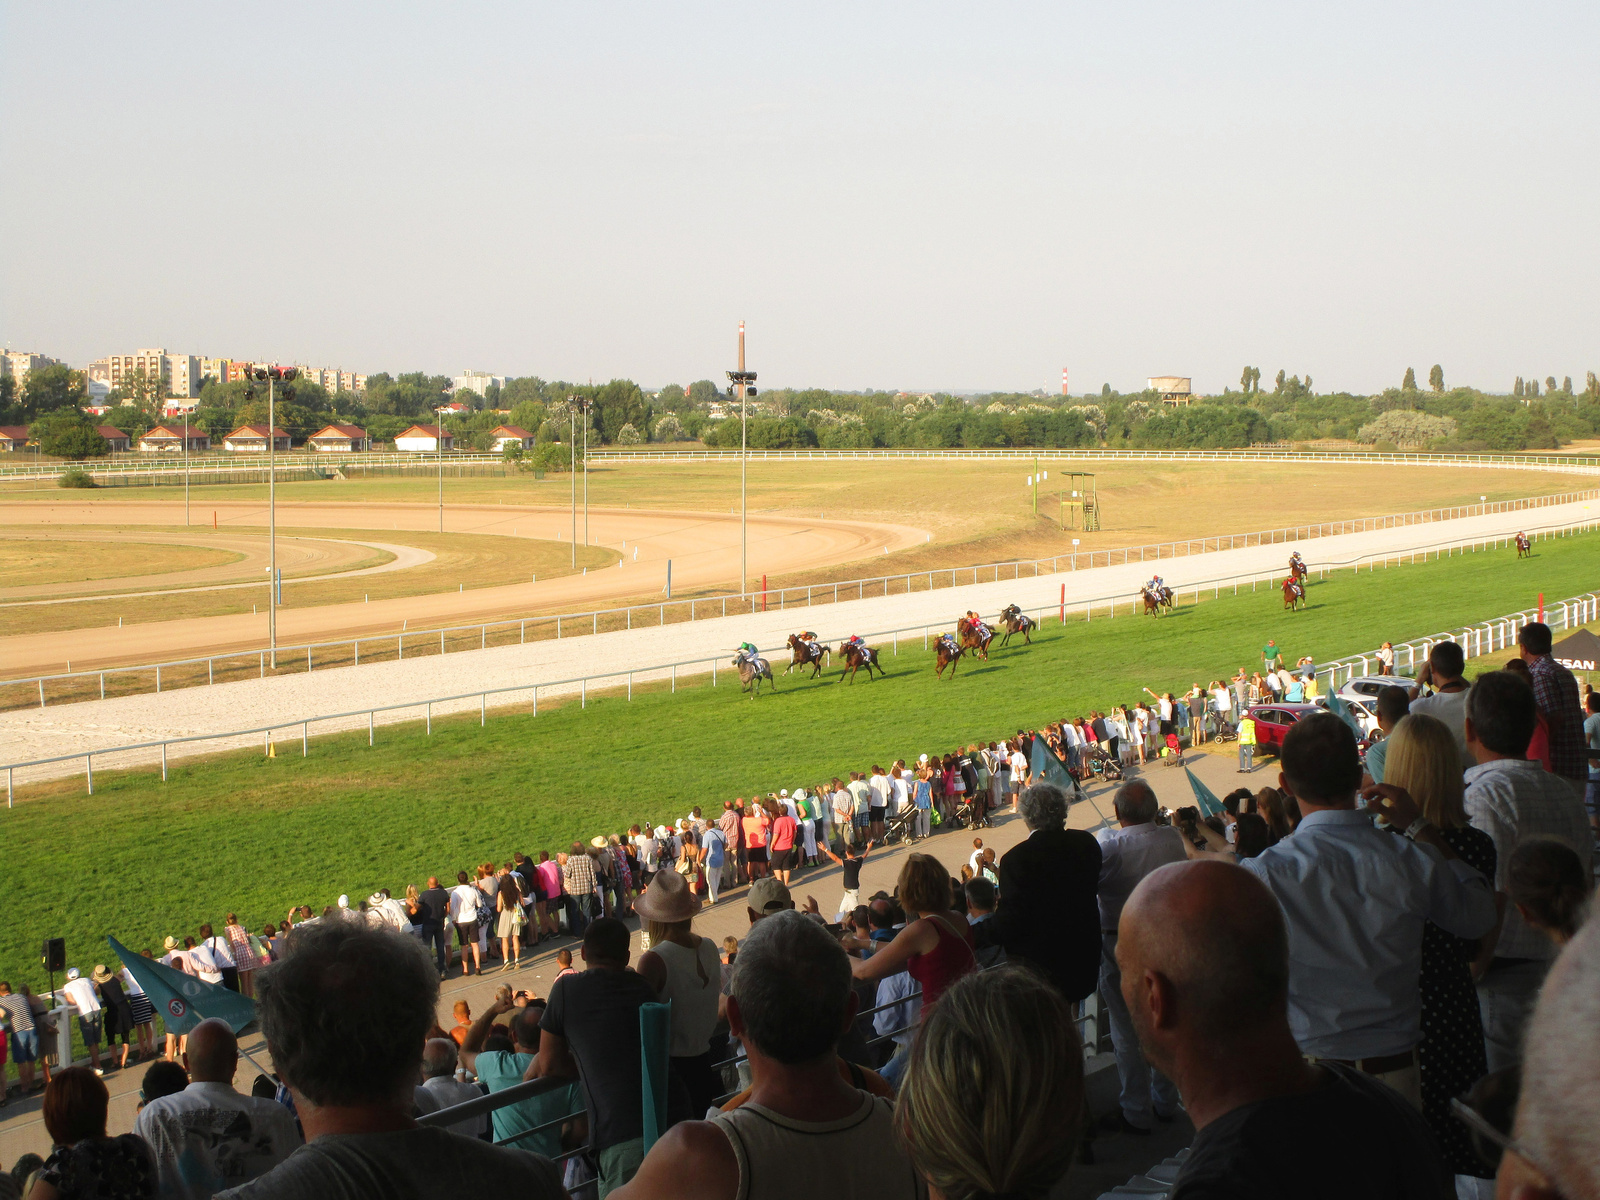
[111,368,167,424]
[1528,378,1541,398]
[507,399,546,433]
[656,384,688,411]
[1402,367,1417,391]
[1274,369,1287,393]
[1563,376,1573,395]
[21,364,88,419]
[1428,364,1444,392]
[31,410,108,459]
[0,373,15,422]
[1240,366,1253,393]
[1546,376,1558,395]
[1514,376,1524,397]
[591,379,651,443]
[1586,372,1599,399]
[687,380,721,408]
[652,413,686,442]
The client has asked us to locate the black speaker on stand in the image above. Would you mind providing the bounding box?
[41,938,65,1012]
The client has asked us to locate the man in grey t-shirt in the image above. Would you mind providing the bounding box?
[219,922,561,1200]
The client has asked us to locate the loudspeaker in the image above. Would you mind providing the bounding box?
[41,938,65,972]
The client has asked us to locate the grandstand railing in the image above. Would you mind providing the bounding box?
[7,487,1596,708]
[5,517,1597,804]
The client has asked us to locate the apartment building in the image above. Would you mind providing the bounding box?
[298,366,368,394]
[452,370,505,400]
[1,349,65,388]
[90,348,202,398]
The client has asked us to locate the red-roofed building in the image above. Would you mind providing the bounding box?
[97,426,132,452]
[395,424,454,452]
[0,426,32,452]
[435,401,470,415]
[223,424,291,452]
[138,424,209,452]
[489,425,535,452]
[307,424,369,452]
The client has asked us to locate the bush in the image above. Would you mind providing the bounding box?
[32,411,109,460]
[616,422,642,445]
[652,413,686,443]
[58,467,97,488]
[532,441,582,473]
[1356,409,1457,446]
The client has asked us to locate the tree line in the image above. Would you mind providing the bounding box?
[6,361,1600,459]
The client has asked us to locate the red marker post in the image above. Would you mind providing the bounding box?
[1538,592,1544,623]
[1060,582,1066,625]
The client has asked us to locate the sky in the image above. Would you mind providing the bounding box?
[2,2,1596,396]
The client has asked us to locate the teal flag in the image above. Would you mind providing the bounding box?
[1324,692,1368,740]
[1030,734,1085,803]
[1183,766,1225,820]
[639,1001,672,1149]
[107,937,256,1035]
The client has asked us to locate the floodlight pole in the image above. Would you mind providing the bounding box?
[268,372,277,666]
[726,322,756,598]
[568,398,578,567]
[437,412,446,534]
[183,404,190,526]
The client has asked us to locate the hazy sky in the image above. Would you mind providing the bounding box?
[3,2,1596,395]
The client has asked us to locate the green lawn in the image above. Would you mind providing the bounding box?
[6,533,1599,983]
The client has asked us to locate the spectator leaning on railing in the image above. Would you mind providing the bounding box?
[216,922,563,1200]
[1240,712,1496,1106]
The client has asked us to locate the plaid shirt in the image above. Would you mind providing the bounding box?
[1527,654,1586,781]
[562,853,597,896]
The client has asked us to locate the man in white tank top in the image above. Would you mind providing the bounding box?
[610,912,923,1200]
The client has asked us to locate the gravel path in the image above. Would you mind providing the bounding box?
[4,497,1595,787]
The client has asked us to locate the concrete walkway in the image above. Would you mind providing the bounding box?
[3,496,1595,783]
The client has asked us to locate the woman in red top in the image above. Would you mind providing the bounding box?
[767,801,799,887]
[741,806,771,881]
[849,853,976,1009]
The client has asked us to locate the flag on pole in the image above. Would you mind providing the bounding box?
[1324,692,1367,740]
[107,937,256,1036]
[1183,766,1225,820]
[1030,734,1113,831]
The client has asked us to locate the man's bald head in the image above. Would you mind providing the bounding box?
[1515,915,1600,1199]
[1113,780,1158,825]
[1119,860,1288,1042]
[184,1018,239,1084]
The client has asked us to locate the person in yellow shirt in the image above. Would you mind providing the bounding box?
[1237,714,1257,773]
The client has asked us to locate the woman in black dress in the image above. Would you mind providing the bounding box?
[1383,714,1497,1184]
[90,966,137,1072]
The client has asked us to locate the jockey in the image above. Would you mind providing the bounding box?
[1289,551,1304,571]
[844,634,866,652]
[938,631,959,652]
[1148,574,1165,594]
[736,641,759,662]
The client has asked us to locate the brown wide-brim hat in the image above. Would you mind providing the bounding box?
[90,964,114,984]
[633,870,700,923]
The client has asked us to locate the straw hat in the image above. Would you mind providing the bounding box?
[590,835,608,849]
[90,965,113,984]
[163,936,180,952]
[632,870,700,923]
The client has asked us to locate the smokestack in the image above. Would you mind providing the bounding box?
[739,320,745,373]
[1061,366,1069,396]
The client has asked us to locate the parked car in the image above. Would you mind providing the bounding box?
[1336,675,1415,703]
[1244,703,1323,753]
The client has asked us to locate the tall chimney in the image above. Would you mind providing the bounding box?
[1061,366,1069,396]
[739,321,746,373]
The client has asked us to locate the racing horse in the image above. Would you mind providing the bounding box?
[1141,585,1167,617]
[1289,553,1308,580]
[1281,576,1306,611]
[1516,532,1532,558]
[784,634,830,678]
[733,651,776,697]
[998,604,1036,646]
[957,616,994,660]
[934,635,964,679]
[837,640,884,683]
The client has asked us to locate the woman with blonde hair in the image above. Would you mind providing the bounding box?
[847,853,974,1008]
[895,965,1083,1200]
[1380,712,1497,1184]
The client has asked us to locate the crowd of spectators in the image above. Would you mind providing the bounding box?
[5,620,1598,1200]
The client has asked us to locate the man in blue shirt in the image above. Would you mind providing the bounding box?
[461,998,580,1159]
[1239,713,1496,1106]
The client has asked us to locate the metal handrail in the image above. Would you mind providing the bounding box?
[8,486,1595,703]
[5,518,1596,804]
[581,447,1600,469]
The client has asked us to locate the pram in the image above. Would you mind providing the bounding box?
[1208,715,1239,743]
[952,789,990,830]
[884,802,921,845]
[1083,744,1125,782]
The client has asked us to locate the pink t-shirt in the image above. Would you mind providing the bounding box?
[537,860,562,897]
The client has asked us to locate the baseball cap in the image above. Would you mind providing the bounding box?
[747,877,794,915]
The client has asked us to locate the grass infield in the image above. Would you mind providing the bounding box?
[5,532,1599,981]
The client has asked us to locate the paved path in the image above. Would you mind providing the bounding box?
[0,743,1243,1181]
[2,496,1594,783]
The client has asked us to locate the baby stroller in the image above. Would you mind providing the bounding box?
[1209,715,1238,743]
[952,790,988,831]
[1084,744,1125,783]
[884,803,920,845]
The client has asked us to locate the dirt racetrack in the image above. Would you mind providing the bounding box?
[0,499,926,674]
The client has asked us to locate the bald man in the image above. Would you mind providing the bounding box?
[1117,860,1451,1199]
[135,1017,301,1199]
[1496,913,1600,1200]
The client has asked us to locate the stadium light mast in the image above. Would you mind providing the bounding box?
[252,365,297,667]
[567,395,590,567]
[726,321,757,597]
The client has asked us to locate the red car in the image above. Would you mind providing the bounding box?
[1244,703,1322,753]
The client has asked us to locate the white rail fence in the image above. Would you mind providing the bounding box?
[8,488,1597,708]
[6,520,1599,805]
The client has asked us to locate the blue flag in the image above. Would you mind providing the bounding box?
[1183,766,1225,820]
[639,1001,672,1151]
[107,937,256,1035]
[1324,692,1368,740]
[1030,735,1085,802]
